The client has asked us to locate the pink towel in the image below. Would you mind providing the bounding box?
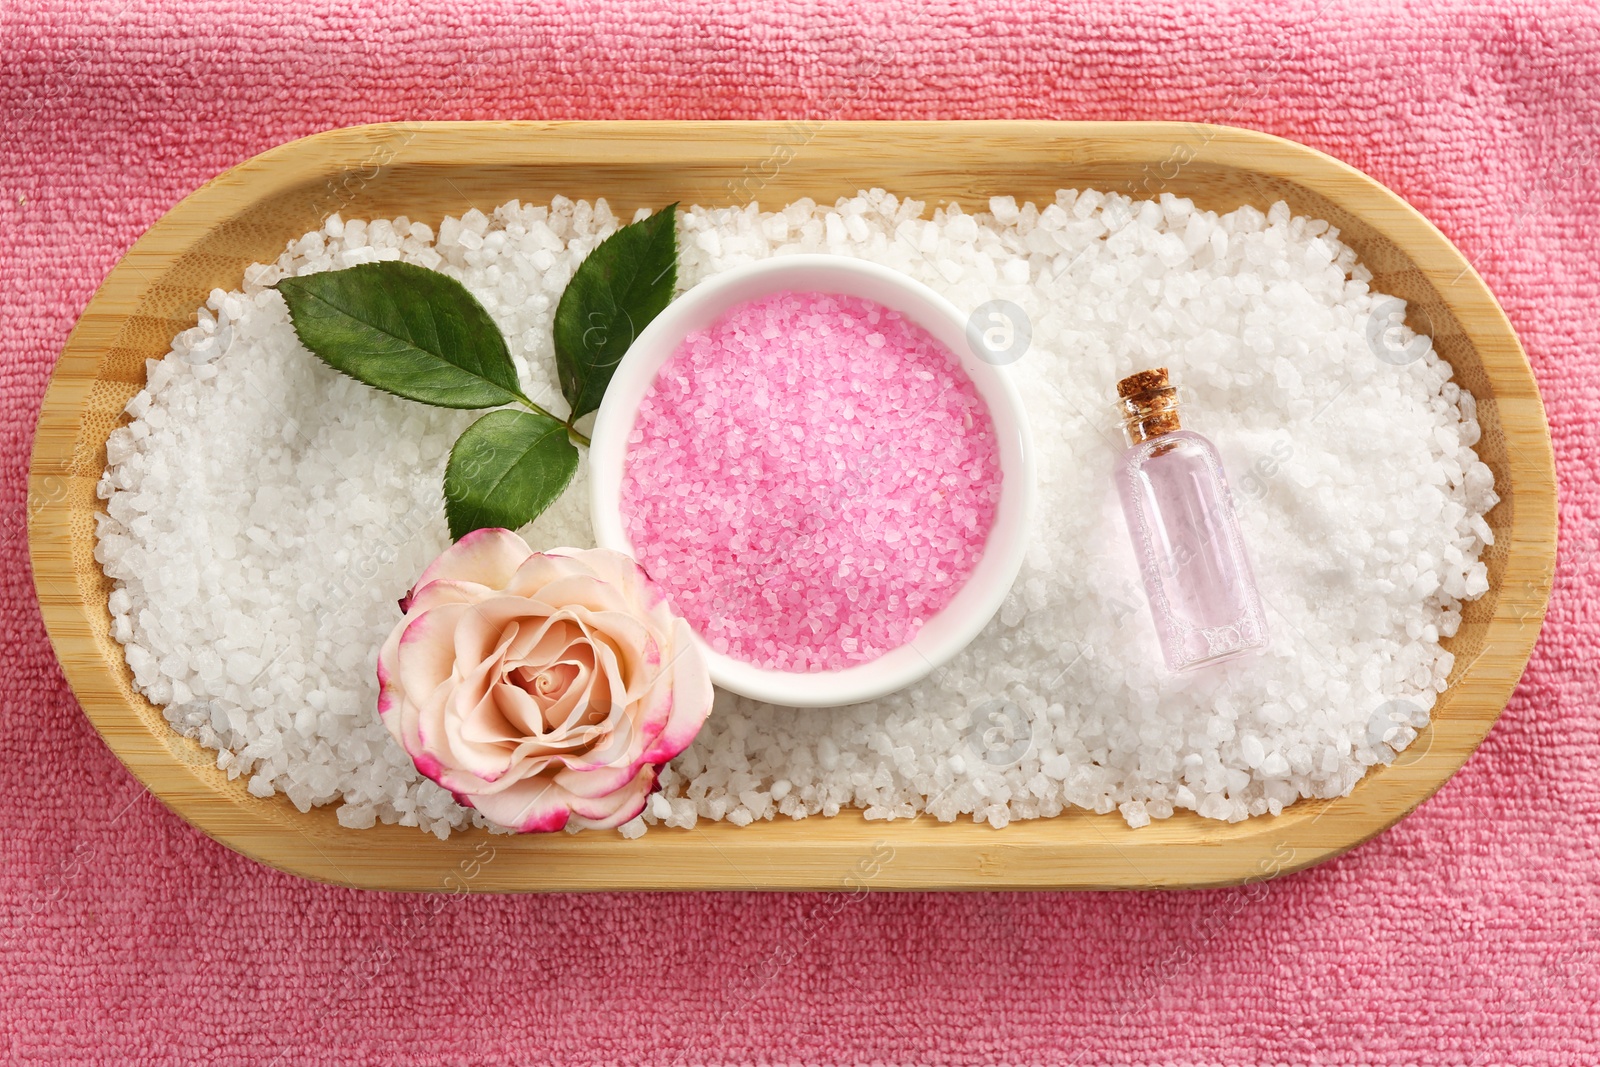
[4,2,1598,1063]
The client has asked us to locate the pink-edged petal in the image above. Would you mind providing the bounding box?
[410,747,448,785]
[383,696,413,751]
[407,689,491,796]
[402,578,495,616]
[549,547,669,613]
[395,604,472,709]
[376,617,406,723]
[401,713,499,799]
[466,775,573,833]
[641,620,715,764]
[416,527,531,590]
[566,766,658,830]
[406,666,503,797]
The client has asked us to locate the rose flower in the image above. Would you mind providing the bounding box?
[377,528,712,832]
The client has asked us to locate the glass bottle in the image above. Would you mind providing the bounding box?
[1114,368,1268,671]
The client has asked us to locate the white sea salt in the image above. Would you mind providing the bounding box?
[94,188,1497,835]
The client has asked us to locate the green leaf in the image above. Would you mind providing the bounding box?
[274,261,524,410]
[443,409,580,540]
[553,203,678,420]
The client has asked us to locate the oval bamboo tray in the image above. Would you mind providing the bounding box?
[28,121,1556,892]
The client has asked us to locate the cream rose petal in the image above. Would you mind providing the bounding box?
[403,578,497,616]
[504,613,584,665]
[394,604,473,710]
[448,596,542,670]
[503,552,602,601]
[553,745,651,800]
[550,547,669,611]
[518,653,595,730]
[562,608,660,703]
[443,679,524,782]
[563,765,659,828]
[407,686,492,795]
[644,619,715,764]
[518,571,633,617]
[468,775,573,833]
[414,527,533,591]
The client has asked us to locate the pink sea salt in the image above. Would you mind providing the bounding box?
[620,289,1002,673]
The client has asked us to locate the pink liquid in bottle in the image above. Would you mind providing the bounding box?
[1114,369,1268,672]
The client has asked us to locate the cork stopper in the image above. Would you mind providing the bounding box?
[1116,367,1181,444]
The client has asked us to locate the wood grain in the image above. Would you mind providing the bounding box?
[27,121,1557,891]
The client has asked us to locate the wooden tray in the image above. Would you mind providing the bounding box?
[28,121,1557,891]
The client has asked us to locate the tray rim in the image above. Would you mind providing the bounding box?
[27,119,1558,892]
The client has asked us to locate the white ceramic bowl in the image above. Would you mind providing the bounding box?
[588,254,1035,707]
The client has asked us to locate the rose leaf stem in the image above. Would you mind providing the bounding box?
[514,393,590,448]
